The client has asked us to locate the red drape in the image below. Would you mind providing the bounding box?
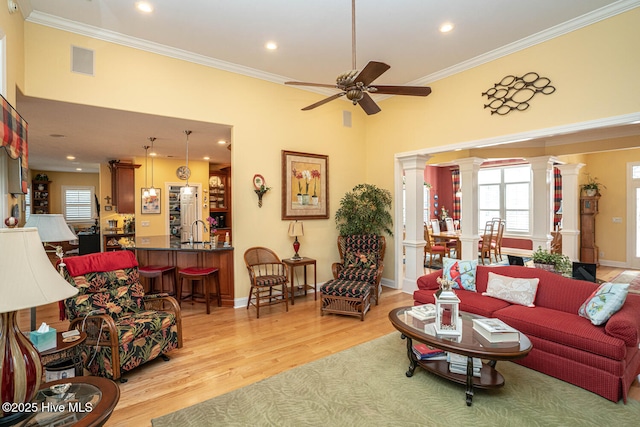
[451,168,461,220]
[554,167,562,229]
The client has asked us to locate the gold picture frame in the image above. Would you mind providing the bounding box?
[282,150,329,220]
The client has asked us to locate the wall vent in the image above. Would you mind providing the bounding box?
[71,46,94,76]
[343,110,352,128]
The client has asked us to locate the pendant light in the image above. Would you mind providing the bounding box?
[142,145,150,198]
[148,137,157,197]
[183,130,192,195]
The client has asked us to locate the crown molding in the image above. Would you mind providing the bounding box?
[25,0,639,94]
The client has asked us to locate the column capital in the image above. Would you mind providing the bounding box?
[397,153,431,171]
[453,157,486,169]
[525,156,558,170]
[556,163,585,176]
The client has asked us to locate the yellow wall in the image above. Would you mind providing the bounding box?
[12,7,640,300]
[23,22,368,301]
[30,170,99,222]
[580,148,640,264]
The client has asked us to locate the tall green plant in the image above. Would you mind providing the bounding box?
[335,183,393,236]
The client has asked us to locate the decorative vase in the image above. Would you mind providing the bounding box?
[312,196,319,205]
[38,184,44,191]
[210,235,219,247]
[301,194,310,205]
[585,189,597,197]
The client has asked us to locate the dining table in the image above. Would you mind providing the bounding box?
[431,230,462,259]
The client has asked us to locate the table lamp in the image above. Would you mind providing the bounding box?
[0,228,78,423]
[24,214,78,274]
[288,221,304,260]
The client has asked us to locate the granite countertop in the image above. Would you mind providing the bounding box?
[132,235,233,251]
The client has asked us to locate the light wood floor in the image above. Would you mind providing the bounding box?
[17,265,640,426]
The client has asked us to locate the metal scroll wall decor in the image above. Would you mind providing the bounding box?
[482,72,555,115]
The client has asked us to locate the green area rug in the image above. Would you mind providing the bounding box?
[152,333,640,426]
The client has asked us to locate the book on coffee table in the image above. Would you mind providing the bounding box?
[408,304,436,321]
[412,343,446,360]
[472,318,519,343]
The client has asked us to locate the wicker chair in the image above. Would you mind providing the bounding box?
[244,247,289,318]
[321,235,386,320]
[62,250,182,381]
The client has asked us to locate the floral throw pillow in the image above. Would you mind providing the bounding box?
[482,272,539,307]
[442,257,477,292]
[344,251,377,269]
[578,283,629,326]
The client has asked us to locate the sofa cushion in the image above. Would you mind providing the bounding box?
[443,257,477,292]
[476,265,597,312]
[321,279,371,298]
[579,283,629,325]
[413,288,511,318]
[483,272,539,307]
[495,305,627,361]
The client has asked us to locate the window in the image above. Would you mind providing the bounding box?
[62,186,96,222]
[478,165,531,233]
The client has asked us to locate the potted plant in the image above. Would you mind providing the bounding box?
[335,183,393,236]
[581,173,606,197]
[532,246,571,276]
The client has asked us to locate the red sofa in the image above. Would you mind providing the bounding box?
[414,265,640,403]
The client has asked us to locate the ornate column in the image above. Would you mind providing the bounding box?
[556,163,585,261]
[526,156,557,251]
[397,153,430,294]
[454,158,485,260]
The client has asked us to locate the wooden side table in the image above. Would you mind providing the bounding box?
[20,376,120,427]
[40,331,87,379]
[282,257,317,305]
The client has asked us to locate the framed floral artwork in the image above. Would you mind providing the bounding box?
[141,189,161,214]
[282,150,329,220]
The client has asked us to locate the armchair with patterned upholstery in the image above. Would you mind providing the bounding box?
[331,234,386,305]
[62,250,182,381]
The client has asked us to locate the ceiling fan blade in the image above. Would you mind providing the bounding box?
[371,85,432,96]
[301,92,346,111]
[357,92,381,115]
[355,61,390,86]
[285,81,338,89]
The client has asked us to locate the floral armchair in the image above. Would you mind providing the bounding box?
[62,250,182,381]
[331,235,386,304]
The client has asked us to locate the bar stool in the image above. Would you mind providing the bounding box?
[138,265,177,296]
[177,267,221,314]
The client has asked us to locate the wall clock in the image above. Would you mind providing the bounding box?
[176,166,191,180]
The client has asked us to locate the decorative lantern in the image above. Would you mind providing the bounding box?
[434,276,461,336]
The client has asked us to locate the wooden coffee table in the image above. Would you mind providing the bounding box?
[389,307,532,406]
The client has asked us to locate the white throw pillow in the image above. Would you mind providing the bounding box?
[482,272,540,307]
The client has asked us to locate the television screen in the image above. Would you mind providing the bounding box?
[572,262,597,282]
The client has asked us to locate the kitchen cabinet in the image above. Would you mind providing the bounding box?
[108,161,140,214]
[32,180,51,214]
[209,167,231,238]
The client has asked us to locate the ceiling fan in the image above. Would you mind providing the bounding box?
[285,0,432,115]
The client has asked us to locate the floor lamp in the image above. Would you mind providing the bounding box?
[0,228,78,424]
[23,214,78,330]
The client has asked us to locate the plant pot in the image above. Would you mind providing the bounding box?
[297,194,302,204]
[534,262,556,273]
[312,196,319,205]
[585,189,597,197]
[301,194,310,205]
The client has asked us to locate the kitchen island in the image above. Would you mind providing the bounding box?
[133,235,234,306]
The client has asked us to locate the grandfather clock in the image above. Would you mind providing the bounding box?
[580,195,600,266]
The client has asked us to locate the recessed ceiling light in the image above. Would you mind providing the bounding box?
[66,155,76,160]
[440,23,454,33]
[136,2,153,13]
[217,140,227,145]
[203,156,210,160]
[150,152,157,157]
[76,168,82,171]
[265,42,278,50]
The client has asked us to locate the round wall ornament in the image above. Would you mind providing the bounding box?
[253,174,265,190]
[176,166,191,180]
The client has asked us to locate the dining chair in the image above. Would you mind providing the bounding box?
[424,225,450,268]
[430,219,441,235]
[445,217,455,232]
[478,220,495,265]
[491,219,506,262]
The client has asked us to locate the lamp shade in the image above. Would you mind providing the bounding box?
[0,228,78,313]
[288,221,304,237]
[24,214,77,242]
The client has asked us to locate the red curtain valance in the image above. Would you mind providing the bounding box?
[1,94,28,193]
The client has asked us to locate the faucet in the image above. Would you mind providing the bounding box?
[190,219,208,245]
